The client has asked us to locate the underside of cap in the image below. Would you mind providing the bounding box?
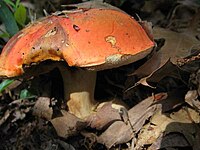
[0,4,154,78]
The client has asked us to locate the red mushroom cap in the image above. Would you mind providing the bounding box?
[0,8,154,77]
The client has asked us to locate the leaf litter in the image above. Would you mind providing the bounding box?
[1,0,200,149]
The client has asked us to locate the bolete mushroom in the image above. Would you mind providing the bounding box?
[0,2,154,119]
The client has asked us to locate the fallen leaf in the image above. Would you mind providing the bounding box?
[125,3,200,89]
[188,69,200,96]
[156,88,187,112]
[129,50,162,78]
[97,121,132,149]
[185,90,200,112]
[147,60,189,86]
[0,109,11,126]
[164,122,200,149]
[153,26,199,65]
[179,55,200,73]
[125,59,189,92]
[97,95,157,148]
[81,131,98,149]
[9,99,35,107]
[170,107,200,123]
[149,133,190,150]
[135,110,172,149]
[134,8,200,88]
[32,97,53,120]
[55,139,76,150]
[177,0,200,7]
[135,106,200,149]
[86,102,122,130]
[12,108,30,122]
[50,110,86,138]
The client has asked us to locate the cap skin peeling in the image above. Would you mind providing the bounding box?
[0,2,154,120]
[44,27,58,37]
[105,36,117,47]
[105,54,123,64]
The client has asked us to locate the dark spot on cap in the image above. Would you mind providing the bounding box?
[53,27,57,32]
[73,25,80,32]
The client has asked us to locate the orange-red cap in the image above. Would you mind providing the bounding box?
[0,8,154,77]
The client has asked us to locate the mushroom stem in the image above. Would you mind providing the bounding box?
[58,64,97,119]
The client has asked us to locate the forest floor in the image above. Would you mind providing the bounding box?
[0,0,200,149]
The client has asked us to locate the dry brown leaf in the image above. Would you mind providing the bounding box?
[146,60,187,85]
[136,110,172,149]
[142,8,200,88]
[147,134,163,150]
[157,89,186,112]
[149,133,190,150]
[127,25,199,88]
[12,108,31,122]
[130,51,162,78]
[126,58,188,90]
[9,98,35,107]
[178,55,200,72]
[50,110,86,138]
[134,14,200,87]
[81,131,98,149]
[32,97,53,120]
[97,121,133,148]
[86,102,122,130]
[153,26,199,65]
[0,110,11,126]
[135,106,200,149]
[55,139,76,150]
[97,95,157,148]
[177,0,200,7]
[163,122,199,149]
[170,107,200,123]
[120,4,199,91]
[188,69,200,96]
[185,90,200,112]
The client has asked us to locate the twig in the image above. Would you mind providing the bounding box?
[0,110,11,126]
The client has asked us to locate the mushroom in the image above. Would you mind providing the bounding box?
[0,2,154,119]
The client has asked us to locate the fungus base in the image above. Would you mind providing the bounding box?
[58,64,97,119]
